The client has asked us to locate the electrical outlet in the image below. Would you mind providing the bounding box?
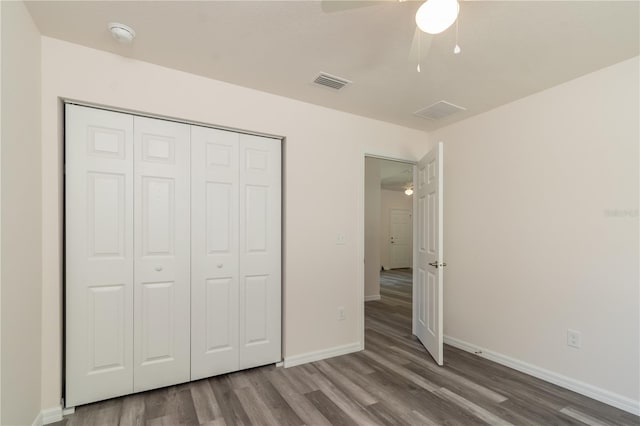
[567,329,581,349]
[336,234,346,245]
[338,306,346,321]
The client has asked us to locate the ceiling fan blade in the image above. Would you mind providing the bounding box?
[408,27,433,68]
[320,1,391,14]
[408,27,421,63]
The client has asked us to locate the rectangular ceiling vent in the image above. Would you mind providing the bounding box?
[313,72,352,90]
[414,100,466,120]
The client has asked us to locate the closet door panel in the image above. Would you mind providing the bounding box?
[65,105,134,407]
[239,134,281,369]
[191,126,240,380]
[133,116,190,392]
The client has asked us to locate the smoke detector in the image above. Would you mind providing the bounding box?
[108,22,136,44]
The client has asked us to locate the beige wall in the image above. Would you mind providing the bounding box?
[431,57,639,404]
[1,2,43,425]
[40,37,429,408]
[364,158,381,299]
[380,189,413,270]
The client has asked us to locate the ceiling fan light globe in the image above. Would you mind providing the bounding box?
[405,188,414,196]
[415,0,460,35]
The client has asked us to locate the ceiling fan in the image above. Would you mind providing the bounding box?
[321,0,463,72]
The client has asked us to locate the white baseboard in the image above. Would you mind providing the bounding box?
[364,294,381,302]
[42,406,63,425]
[31,411,43,426]
[444,335,640,416]
[284,342,362,368]
[31,406,63,426]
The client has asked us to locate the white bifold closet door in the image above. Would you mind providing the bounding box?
[191,126,281,380]
[66,106,191,405]
[133,116,191,392]
[67,104,281,406]
[238,133,282,368]
[190,126,240,379]
[65,105,135,407]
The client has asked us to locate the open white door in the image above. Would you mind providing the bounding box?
[414,142,444,365]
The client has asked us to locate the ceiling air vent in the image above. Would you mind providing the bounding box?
[414,101,466,120]
[313,72,352,90]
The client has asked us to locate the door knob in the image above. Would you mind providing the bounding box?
[428,261,438,268]
[217,263,223,268]
[154,266,163,272]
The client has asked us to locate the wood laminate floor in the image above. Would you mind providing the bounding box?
[53,269,639,426]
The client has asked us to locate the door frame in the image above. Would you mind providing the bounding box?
[359,151,418,349]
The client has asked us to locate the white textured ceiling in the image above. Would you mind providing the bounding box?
[26,1,640,131]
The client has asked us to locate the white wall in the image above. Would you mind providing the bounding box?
[431,57,639,407]
[1,2,43,425]
[364,158,381,299]
[40,37,429,409]
[380,189,413,270]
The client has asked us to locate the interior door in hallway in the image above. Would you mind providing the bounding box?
[414,142,444,365]
[390,208,412,269]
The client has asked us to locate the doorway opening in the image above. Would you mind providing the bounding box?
[361,143,444,366]
[363,156,415,345]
